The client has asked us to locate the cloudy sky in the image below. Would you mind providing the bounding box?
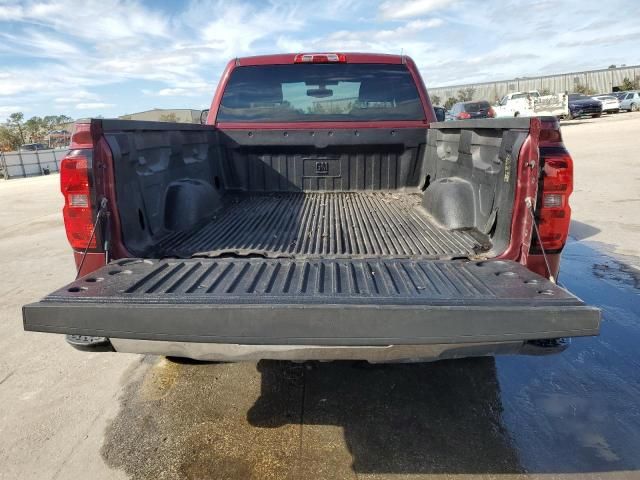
[1,0,639,121]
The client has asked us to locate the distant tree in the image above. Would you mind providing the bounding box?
[457,87,475,102]
[574,84,596,95]
[431,95,441,106]
[0,125,21,151]
[608,64,616,69]
[307,102,327,114]
[539,88,552,95]
[444,97,458,110]
[7,112,25,144]
[621,76,639,91]
[0,112,75,150]
[159,112,179,122]
[24,116,48,143]
[42,114,73,131]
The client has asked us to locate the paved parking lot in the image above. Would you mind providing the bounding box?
[1,113,639,480]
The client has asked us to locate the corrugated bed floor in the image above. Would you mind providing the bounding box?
[157,192,488,259]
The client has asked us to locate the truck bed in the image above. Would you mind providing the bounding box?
[155,192,488,259]
[23,119,601,361]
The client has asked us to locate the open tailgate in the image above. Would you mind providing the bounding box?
[23,258,600,345]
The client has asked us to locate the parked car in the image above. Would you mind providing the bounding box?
[619,91,640,111]
[493,90,568,118]
[433,105,446,122]
[592,95,620,114]
[19,143,49,152]
[446,100,495,120]
[567,93,603,119]
[23,52,599,363]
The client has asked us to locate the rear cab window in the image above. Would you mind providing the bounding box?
[217,64,425,122]
[464,101,490,112]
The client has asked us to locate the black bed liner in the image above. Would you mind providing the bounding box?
[154,192,488,259]
[23,258,600,345]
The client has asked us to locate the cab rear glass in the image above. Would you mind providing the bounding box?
[464,101,491,112]
[217,64,425,122]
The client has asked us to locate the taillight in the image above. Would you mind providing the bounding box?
[533,151,573,252]
[293,53,347,63]
[488,107,496,118]
[457,111,471,119]
[60,154,96,249]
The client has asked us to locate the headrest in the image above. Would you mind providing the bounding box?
[224,81,283,108]
[358,79,389,103]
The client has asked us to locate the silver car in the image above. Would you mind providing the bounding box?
[619,91,640,112]
[592,95,620,114]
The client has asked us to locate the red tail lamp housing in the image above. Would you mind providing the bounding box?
[457,111,471,120]
[60,154,96,249]
[533,152,573,252]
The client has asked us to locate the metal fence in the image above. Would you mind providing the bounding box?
[427,64,640,104]
[0,148,68,180]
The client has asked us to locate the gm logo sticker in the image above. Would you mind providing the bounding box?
[315,161,329,175]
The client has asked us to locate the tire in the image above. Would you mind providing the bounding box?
[632,103,638,112]
[591,114,601,118]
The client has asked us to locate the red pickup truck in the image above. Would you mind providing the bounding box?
[23,52,599,362]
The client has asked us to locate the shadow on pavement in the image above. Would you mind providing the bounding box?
[570,219,601,241]
[248,357,524,475]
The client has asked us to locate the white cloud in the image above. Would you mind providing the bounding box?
[379,0,454,19]
[54,91,101,104]
[13,0,169,42]
[412,18,443,28]
[158,88,191,96]
[0,4,23,20]
[0,0,638,118]
[75,102,115,110]
[0,30,82,60]
[184,0,305,58]
[0,105,23,117]
[276,18,444,70]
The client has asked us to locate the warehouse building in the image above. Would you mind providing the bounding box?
[428,64,640,105]
[118,108,202,123]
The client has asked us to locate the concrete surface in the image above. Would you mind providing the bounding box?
[562,112,640,264]
[0,113,639,479]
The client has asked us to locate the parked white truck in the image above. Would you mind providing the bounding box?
[493,91,568,118]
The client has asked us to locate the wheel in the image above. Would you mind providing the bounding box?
[631,103,638,112]
[591,114,601,118]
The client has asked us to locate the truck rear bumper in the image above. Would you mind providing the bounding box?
[109,338,568,362]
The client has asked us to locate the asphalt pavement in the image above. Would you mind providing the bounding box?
[1,112,639,480]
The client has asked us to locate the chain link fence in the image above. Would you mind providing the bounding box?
[0,148,68,180]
